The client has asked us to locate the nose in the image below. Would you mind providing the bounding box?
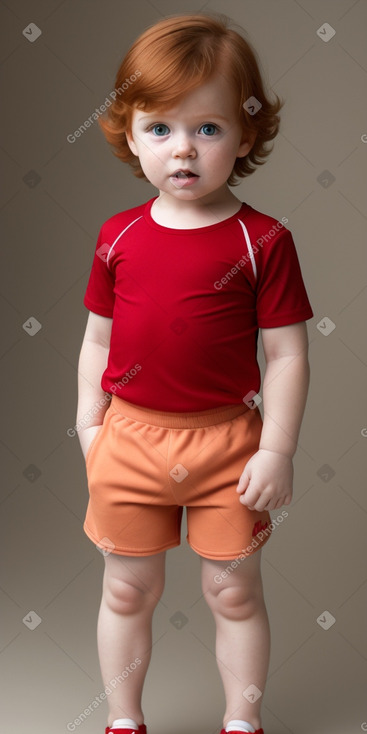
[172,132,197,159]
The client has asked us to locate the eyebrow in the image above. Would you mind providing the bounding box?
[136,113,231,123]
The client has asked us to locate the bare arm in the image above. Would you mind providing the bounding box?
[76,311,113,458]
[259,321,310,457]
[236,322,310,511]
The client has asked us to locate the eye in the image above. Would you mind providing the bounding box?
[199,123,219,136]
[150,123,170,136]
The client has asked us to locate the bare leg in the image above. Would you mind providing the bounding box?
[200,550,270,731]
[97,550,166,727]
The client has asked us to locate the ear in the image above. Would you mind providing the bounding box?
[237,129,257,158]
[125,129,138,157]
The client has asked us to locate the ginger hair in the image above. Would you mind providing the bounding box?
[99,13,283,185]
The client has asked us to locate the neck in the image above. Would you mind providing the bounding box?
[150,189,243,229]
[154,187,242,220]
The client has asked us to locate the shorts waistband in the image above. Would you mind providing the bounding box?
[110,395,249,428]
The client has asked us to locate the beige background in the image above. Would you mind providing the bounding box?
[1,0,366,732]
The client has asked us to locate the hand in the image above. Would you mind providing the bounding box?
[79,424,103,461]
[236,449,293,512]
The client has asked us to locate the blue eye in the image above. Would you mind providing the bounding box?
[151,124,170,136]
[200,124,218,136]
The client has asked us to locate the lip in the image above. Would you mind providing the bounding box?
[171,169,198,177]
[169,169,199,188]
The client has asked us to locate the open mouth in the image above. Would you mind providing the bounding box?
[171,170,198,179]
[170,170,199,188]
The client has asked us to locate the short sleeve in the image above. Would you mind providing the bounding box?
[256,228,313,327]
[83,225,115,317]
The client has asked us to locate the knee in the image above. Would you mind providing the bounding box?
[205,581,263,621]
[104,575,163,616]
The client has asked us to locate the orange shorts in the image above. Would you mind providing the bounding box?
[83,395,272,560]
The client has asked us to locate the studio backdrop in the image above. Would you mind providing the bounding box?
[0,1,366,733]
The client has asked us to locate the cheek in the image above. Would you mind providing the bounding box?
[126,129,139,157]
[141,143,163,162]
[208,140,239,171]
[139,151,166,178]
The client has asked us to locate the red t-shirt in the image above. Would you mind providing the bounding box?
[84,197,313,411]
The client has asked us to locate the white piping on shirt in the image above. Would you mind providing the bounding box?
[106,215,143,270]
[104,213,257,281]
[237,219,257,280]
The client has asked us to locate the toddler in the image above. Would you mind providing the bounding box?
[76,13,313,734]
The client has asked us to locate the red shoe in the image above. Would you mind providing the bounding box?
[105,726,147,734]
[219,730,264,734]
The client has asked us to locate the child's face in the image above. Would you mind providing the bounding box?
[126,72,255,203]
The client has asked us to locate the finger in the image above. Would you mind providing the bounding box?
[239,487,259,510]
[251,500,267,512]
[262,500,275,512]
[236,470,250,493]
[253,493,275,513]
